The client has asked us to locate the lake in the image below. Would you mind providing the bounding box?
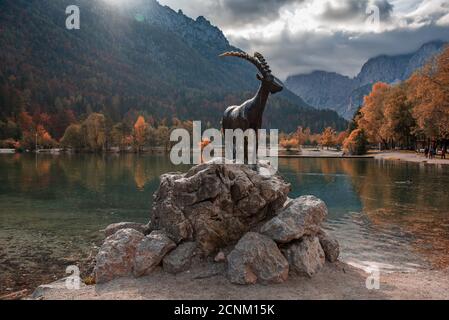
[1,153,449,294]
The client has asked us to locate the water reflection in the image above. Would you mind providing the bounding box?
[0,154,448,293]
[280,158,449,271]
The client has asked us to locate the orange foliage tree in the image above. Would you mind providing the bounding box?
[36,125,55,148]
[343,129,368,155]
[382,84,415,148]
[295,126,311,146]
[357,82,390,147]
[133,116,148,152]
[354,46,449,152]
[336,131,348,147]
[407,46,449,142]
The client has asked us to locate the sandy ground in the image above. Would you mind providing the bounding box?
[28,262,449,300]
[373,151,449,165]
[279,149,348,157]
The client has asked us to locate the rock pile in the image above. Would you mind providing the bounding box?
[93,159,340,285]
[226,195,339,284]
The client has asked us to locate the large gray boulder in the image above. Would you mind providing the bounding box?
[260,195,327,243]
[227,232,289,285]
[133,230,177,277]
[318,229,340,262]
[163,242,197,274]
[94,228,144,283]
[281,236,325,277]
[150,159,290,254]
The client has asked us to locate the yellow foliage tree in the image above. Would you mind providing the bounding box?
[280,136,299,151]
[319,127,336,149]
[82,113,106,152]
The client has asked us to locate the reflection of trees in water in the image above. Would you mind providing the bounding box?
[350,161,449,268]
[118,154,188,191]
[1,154,53,192]
[338,160,449,268]
[1,154,190,193]
[56,154,177,192]
[3,155,448,268]
[280,158,367,185]
[279,157,449,268]
[0,154,173,194]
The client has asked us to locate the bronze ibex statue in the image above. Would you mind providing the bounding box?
[220,51,283,161]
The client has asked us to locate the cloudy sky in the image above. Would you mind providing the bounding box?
[158,0,449,79]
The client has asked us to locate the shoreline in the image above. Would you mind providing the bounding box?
[373,151,449,165]
[27,262,449,300]
[2,149,448,165]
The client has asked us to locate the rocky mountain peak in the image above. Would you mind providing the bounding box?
[286,40,447,119]
[124,0,230,48]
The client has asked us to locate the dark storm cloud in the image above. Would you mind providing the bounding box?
[320,0,394,22]
[160,0,449,78]
[219,0,303,22]
[171,0,305,28]
[229,23,449,79]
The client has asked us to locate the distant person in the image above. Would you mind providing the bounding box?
[430,146,435,159]
[424,146,429,158]
[442,148,446,159]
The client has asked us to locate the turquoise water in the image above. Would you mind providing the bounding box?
[1,154,449,293]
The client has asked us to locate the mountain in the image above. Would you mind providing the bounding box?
[284,71,355,118]
[0,0,347,137]
[285,40,447,119]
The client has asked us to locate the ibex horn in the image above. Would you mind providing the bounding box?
[219,51,269,76]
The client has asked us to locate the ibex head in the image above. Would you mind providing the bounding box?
[219,51,284,94]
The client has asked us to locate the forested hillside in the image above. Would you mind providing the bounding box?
[0,0,347,149]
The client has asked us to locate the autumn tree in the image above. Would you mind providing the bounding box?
[336,131,348,147]
[111,122,132,151]
[155,125,170,151]
[407,46,449,144]
[82,113,106,152]
[357,82,390,148]
[133,116,148,152]
[36,125,55,148]
[61,124,84,151]
[343,129,368,155]
[280,136,299,151]
[382,84,415,148]
[18,111,34,133]
[146,125,157,147]
[295,126,311,146]
[319,127,337,149]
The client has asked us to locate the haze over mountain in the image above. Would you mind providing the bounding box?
[285,41,447,119]
[0,0,347,136]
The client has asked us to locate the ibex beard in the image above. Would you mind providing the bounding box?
[170,121,279,176]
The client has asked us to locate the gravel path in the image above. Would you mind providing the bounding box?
[28,262,449,300]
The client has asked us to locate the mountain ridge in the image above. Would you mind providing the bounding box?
[285,40,447,119]
[0,0,347,138]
